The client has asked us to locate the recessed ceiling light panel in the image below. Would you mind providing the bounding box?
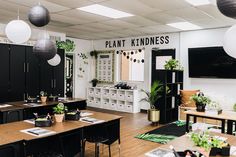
[185,0,211,6]
[167,22,202,30]
[78,4,134,19]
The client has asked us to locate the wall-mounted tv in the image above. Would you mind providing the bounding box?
[188,46,236,79]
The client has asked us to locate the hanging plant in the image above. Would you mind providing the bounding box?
[56,39,75,52]
[90,50,98,59]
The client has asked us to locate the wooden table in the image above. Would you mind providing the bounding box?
[185,110,236,134]
[0,110,122,157]
[141,132,236,157]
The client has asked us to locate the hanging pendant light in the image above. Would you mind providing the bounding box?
[28,3,50,27]
[223,24,236,58]
[5,9,31,44]
[48,54,61,66]
[217,0,236,19]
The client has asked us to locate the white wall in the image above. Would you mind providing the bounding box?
[93,33,180,109]
[67,37,93,99]
[180,28,235,110]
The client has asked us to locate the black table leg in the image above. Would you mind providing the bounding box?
[193,116,197,123]
[227,120,233,135]
[221,119,225,133]
[186,114,190,133]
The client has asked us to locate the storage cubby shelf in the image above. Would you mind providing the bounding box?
[87,87,140,113]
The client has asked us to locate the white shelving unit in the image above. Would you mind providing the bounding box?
[87,87,140,113]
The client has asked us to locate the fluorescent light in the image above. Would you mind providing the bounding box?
[167,22,202,30]
[185,0,210,6]
[77,4,134,19]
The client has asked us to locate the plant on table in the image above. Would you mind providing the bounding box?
[40,91,47,103]
[191,92,211,112]
[53,103,68,122]
[90,78,99,87]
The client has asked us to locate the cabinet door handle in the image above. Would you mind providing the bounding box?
[51,79,54,88]
[23,63,26,72]
[54,79,56,88]
[27,63,29,72]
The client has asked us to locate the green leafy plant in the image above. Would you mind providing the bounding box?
[233,103,236,112]
[56,39,75,52]
[53,103,68,114]
[140,81,170,109]
[40,91,47,97]
[164,59,183,70]
[191,93,211,105]
[191,131,228,151]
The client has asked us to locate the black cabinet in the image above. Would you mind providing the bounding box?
[0,44,10,103]
[40,49,65,96]
[0,43,65,103]
[0,142,24,157]
[0,109,23,124]
[25,46,40,97]
[152,70,183,124]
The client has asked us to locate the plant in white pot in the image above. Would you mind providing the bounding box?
[40,91,47,103]
[141,81,168,123]
[53,103,68,122]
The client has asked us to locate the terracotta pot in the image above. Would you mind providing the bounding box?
[54,114,64,122]
[41,96,47,103]
[147,109,160,122]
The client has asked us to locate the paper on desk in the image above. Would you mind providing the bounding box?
[20,127,56,137]
[80,112,93,117]
[145,148,175,157]
[80,117,105,124]
[0,104,12,108]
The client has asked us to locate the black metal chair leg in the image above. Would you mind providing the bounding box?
[108,145,111,157]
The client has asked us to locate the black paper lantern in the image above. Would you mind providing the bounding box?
[217,0,236,19]
[141,59,144,63]
[133,59,136,63]
[116,51,119,54]
[131,51,134,55]
[33,39,57,60]
[123,52,126,56]
[138,49,142,52]
[28,4,50,27]
[127,56,129,59]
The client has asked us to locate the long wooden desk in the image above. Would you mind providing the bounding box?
[185,110,236,134]
[140,132,236,157]
[0,98,87,124]
[0,110,122,157]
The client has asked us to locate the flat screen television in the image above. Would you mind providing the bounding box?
[188,46,236,79]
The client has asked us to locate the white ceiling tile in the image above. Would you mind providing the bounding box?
[121,16,160,27]
[51,14,84,25]
[45,0,92,8]
[6,0,69,13]
[101,20,139,28]
[144,12,186,24]
[101,0,160,16]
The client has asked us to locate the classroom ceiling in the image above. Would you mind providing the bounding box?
[0,0,235,40]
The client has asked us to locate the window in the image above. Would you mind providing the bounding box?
[120,49,144,82]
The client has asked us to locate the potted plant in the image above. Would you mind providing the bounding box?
[90,50,98,58]
[90,78,98,87]
[40,91,47,103]
[53,103,68,122]
[164,58,183,70]
[191,92,211,112]
[140,81,167,123]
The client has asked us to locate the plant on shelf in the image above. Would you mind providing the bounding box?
[90,50,98,59]
[191,92,211,112]
[40,91,47,103]
[233,103,236,112]
[53,103,68,122]
[140,81,170,123]
[164,58,183,70]
[56,39,75,52]
[90,78,99,87]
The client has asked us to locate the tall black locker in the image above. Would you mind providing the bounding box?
[0,44,10,103]
[25,46,40,97]
[9,45,26,101]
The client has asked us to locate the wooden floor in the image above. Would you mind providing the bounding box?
[84,108,163,157]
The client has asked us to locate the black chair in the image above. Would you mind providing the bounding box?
[83,120,121,157]
[101,120,120,157]
[83,123,109,157]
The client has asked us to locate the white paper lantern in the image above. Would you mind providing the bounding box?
[5,20,31,44]
[47,54,61,66]
[223,25,236,58]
